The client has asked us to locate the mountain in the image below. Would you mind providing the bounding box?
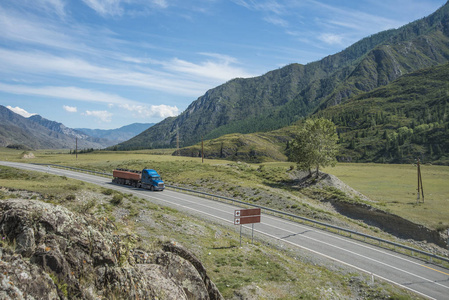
[116,2,449,151]
[28,115,113,146]
[76,123,153,144]
[0,106,110,150]
[27,114,116,148]
[179,62,449,165]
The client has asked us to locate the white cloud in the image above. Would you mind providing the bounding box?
[83,110,113,122]
[306,0,403,33]
[0,48,255,97]
[6,106,36,118]
[0,82,141,106]
[82,0,123,17]
[232,0,285,15]
[40,0,66,17]
[4,0,67,18]
[264,16,288,27]
[152,104,179,118]
[81,0,168,17]
[165,54,255,82]
[318,33,344,45]
[0,7,110,57]
[0,8,72,50]
[63,105,77,113]
[152,0,168,9]
[119,103,179,118]
[0,82,179,118]
[0,6,256,98]
[0,49,202,96]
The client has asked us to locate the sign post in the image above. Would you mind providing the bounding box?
[234,208,261,246]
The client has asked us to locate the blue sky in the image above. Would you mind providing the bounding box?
[0,0,446,129]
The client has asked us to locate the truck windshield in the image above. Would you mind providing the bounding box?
[151,176,161,180]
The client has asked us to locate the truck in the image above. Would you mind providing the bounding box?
[112,168,165,191]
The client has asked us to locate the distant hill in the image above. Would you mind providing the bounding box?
[76,123,153,144]
[0,105,109,150]
[116,2,449,151]
[28,115,114,147]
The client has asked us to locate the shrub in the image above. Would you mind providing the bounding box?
[66,194,76,201]
[102,189,114,195]
[111,194,123,205]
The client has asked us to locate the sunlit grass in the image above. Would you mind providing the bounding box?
[2,147,449,231]
[324,163,449,229]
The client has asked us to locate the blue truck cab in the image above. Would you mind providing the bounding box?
[141,168,165,191]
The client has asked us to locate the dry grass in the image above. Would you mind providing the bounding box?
[324,163,449,230]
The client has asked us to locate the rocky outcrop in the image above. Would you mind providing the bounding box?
[0,199,223,300]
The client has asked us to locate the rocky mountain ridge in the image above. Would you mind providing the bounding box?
[28,115,93,140]
[0,105,151,150]
[0,105,109,150]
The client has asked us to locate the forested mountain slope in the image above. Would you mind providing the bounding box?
[317,63,449,164]
[178,62,449,165]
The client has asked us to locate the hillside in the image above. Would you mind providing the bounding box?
[317,63,449,165]
[177,62,449,165]
[176,126,298,162]
[116,2,449,151]
[0,105,110,150]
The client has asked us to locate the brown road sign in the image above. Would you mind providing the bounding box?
[234,208,261,217]
[234,215,261,225]
[234,208,261,225]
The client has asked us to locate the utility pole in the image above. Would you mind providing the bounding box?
[417,158,424,203]
[201,136,204,163]
[176,124,179,156]
[75,137,78,160]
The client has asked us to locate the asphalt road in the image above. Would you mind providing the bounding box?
[1,161,449,299]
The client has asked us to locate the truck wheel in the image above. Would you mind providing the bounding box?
[150,185,154,191]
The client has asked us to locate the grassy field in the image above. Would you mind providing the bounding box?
[2,148,449,232]
[323,163,449,230]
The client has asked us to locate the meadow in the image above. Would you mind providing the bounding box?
[1,147,448,232]
[324,163,449,230]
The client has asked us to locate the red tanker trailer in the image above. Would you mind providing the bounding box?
[112,168,164,191]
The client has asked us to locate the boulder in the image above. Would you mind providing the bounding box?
[0,199,223,299]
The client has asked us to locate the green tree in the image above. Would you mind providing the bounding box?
[289,118,339,177]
